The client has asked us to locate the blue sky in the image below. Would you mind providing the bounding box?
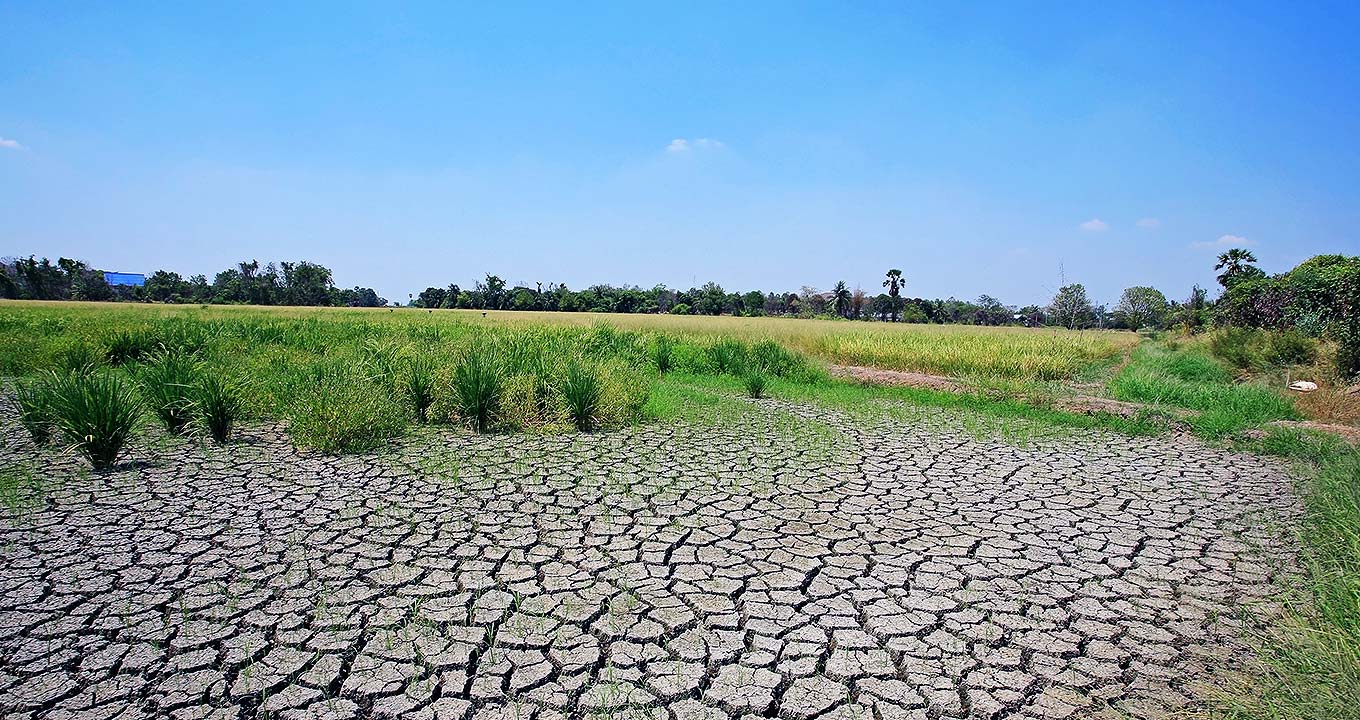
[2,2,1357,306]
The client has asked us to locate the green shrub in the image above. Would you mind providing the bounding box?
[1209,327,1262,370]
[401,355,437,422]
[1338,321,1360,379]
[560,360,603,431]
[450,348,502,433]
[14,378,55,445]
[1265,330,1317,367]
[197,373,244,443]
[744,372,768,399]
[47,370,142,470]
[286,369,407,453]
[649,335,674,375]
[670,303,691,315]
[138,350,202,434]
[105,329,157,366]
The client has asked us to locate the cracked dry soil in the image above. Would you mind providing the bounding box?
[0,398,1298,720]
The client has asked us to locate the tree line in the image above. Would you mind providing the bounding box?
[0,257,389,308]
[2,251,1355,339]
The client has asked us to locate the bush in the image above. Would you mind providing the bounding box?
[287,369,407,453]
[744,372,768,399]
[560,360,603,431]
[197,373,244,443]
[1338,323,1360,379]
[47,370,142,470]
[1209,328,1262,370]
[670,303,691,315]
[401,355,437,422]
[1265,330,1317,367]
[14,377,55,445]
[138,350,202,434]
[450,348,502,433]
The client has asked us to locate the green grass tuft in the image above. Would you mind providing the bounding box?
[47,370,142,470]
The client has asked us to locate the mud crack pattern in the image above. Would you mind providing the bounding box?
[0,399,1297,720]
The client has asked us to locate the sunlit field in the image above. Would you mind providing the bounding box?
[0,302,1139,383]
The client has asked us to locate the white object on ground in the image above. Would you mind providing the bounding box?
[1288,380,1318,392]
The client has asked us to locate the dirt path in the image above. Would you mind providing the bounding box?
[0,400,1298,719]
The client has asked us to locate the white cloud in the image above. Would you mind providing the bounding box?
[1192,234,1257,249]
[665,137,725,153]
[1136,217,1161,229]
[1079,218,1109,232]
[0,137,21,150]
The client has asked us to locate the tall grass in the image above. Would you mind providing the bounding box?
[1221,429,1360,719]
[47,370,142,470]
[285,366,407,452]
[1109,344,1297,436]
[197,373,243,443]
[560,360,603,431]
[14,377,55,445]
[401,354,437,422]
[138,349,202,434]
[448,347,502,433]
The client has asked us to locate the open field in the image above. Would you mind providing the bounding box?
[0,300,1355,719]
[0,302,1139,384]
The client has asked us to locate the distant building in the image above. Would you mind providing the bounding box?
[103,271,146,287]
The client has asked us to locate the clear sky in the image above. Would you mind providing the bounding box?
[2,2,1357,307]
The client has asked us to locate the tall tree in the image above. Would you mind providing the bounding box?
[1114,286,1168,329]
[832,281,851,318]
[882,269,904,321]
[1048,283,1094,330]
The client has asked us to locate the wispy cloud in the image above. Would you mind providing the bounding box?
[1136,217,1161,229]
[666,137,725,153]
[1192,234,1256,249]
[1079,218,1109,232]
[0,137,22,150]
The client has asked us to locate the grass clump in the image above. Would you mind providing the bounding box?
[286,367,407,452]
[649,334,674,375]
[744,372,768,399]
[14,377,55,445]
[448,347,502,433]
[197,373,244,443]
[400,354,437,422]
[47,370,142,470]
[105,329,158,366]
[560,360,603,431]
[138,349,202,434]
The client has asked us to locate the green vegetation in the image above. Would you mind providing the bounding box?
[196,373,243,443]
[1109,342,1297,437]
[560,361,603,432]
[14,377,55,445]
[46,370,142,470]
[743,372,768,399]
[446,346,503,433]
[1221,428,1360,719]
[138,349,201,434]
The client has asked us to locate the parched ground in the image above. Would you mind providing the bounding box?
[0,397,1299,720]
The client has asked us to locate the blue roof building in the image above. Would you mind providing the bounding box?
[103,272,146,287]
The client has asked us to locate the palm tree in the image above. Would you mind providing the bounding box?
[1215,248,1258,288]
[832,281,851,318]
[883,269,904,322]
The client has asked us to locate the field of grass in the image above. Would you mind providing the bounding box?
[435,308,1140,382]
